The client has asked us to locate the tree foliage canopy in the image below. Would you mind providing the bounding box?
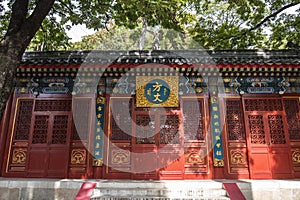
[0,0,300,51]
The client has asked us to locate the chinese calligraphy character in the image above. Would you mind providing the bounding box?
[154,93,163,102]
[214,128,220,133]
[95,135,101,140]
[212,106,218,111]
[214,122,220,126]
[147,89,151,96]
[153,82,162,92]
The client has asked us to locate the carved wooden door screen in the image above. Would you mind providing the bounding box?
[106,97,210,180]
[27,100,72,178]
[243,97,293,179]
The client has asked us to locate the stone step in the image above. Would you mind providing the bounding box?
[91,188,228,197]
[90,197,230,200]
[90,181,230,200]
[92,181,224,189]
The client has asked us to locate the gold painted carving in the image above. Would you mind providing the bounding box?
[93,158,103,166]
[230,150,246,165]
[292,149,300,163]
[294,166,300,171]
[111,149,130,165]
[14,142,28,147]
[70,167,86,171]
[71,149,86,165]
[291,142,300,146]
[97,96,106,104]
[136,76,178,107]
[231,167,248,171]
[12,148,27,164]
[213,158,224,167]
[229,143,246,147]
[10,167,25,171]
[186,150,205,165]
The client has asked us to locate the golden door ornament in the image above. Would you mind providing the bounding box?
[292,149,300,163]
[71,149,86,165]
[111,149,130,165]
[230,150,246,165]
[12,148,27,164]
[186,150,205,165]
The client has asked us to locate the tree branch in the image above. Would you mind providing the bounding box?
[6,0,29,36]
[221,2,300,43]
[247,2,300,32]
[22,0,55,42]
[60,0,76,15]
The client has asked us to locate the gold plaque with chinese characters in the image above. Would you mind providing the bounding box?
[136,76,178,107]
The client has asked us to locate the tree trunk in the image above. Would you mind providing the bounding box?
[0,0,55,121]
[0,50,20,121]
[0,34,24,121]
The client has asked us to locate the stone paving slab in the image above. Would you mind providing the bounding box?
[0,178,300,200]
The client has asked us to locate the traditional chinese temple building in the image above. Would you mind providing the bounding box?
[0,50,299,180]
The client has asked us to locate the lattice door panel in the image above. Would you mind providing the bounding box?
[268,115,286,144]
[226,99,246,141]
[248,115,266,144]
[160,114,180,144]
[283,99,300,140]
[182,100,204,141]
[32,115,49,144]
[52,115,69,144]
[244,99,283,111]
[135,115,155,144]
[14,100,34,140]
[34,100,72,111]
[111,99,132,141]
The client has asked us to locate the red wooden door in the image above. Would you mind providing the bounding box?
[243,97,293,179]
[27,112,71,178]
[132,109,183,179]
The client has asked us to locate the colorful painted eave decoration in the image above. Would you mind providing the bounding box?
[16,64,300,77]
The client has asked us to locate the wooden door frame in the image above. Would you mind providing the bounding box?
[2,95,34,177]
[0,94,14,175]
[103,96,133,179]
[242,94,293,179]
[104,95,213,180]
[282,95,300,178]
[181,95,212,179]
[2,94,83,178]
[222,95,250,179]
[26,97,73,178]
[132,108,184,179]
